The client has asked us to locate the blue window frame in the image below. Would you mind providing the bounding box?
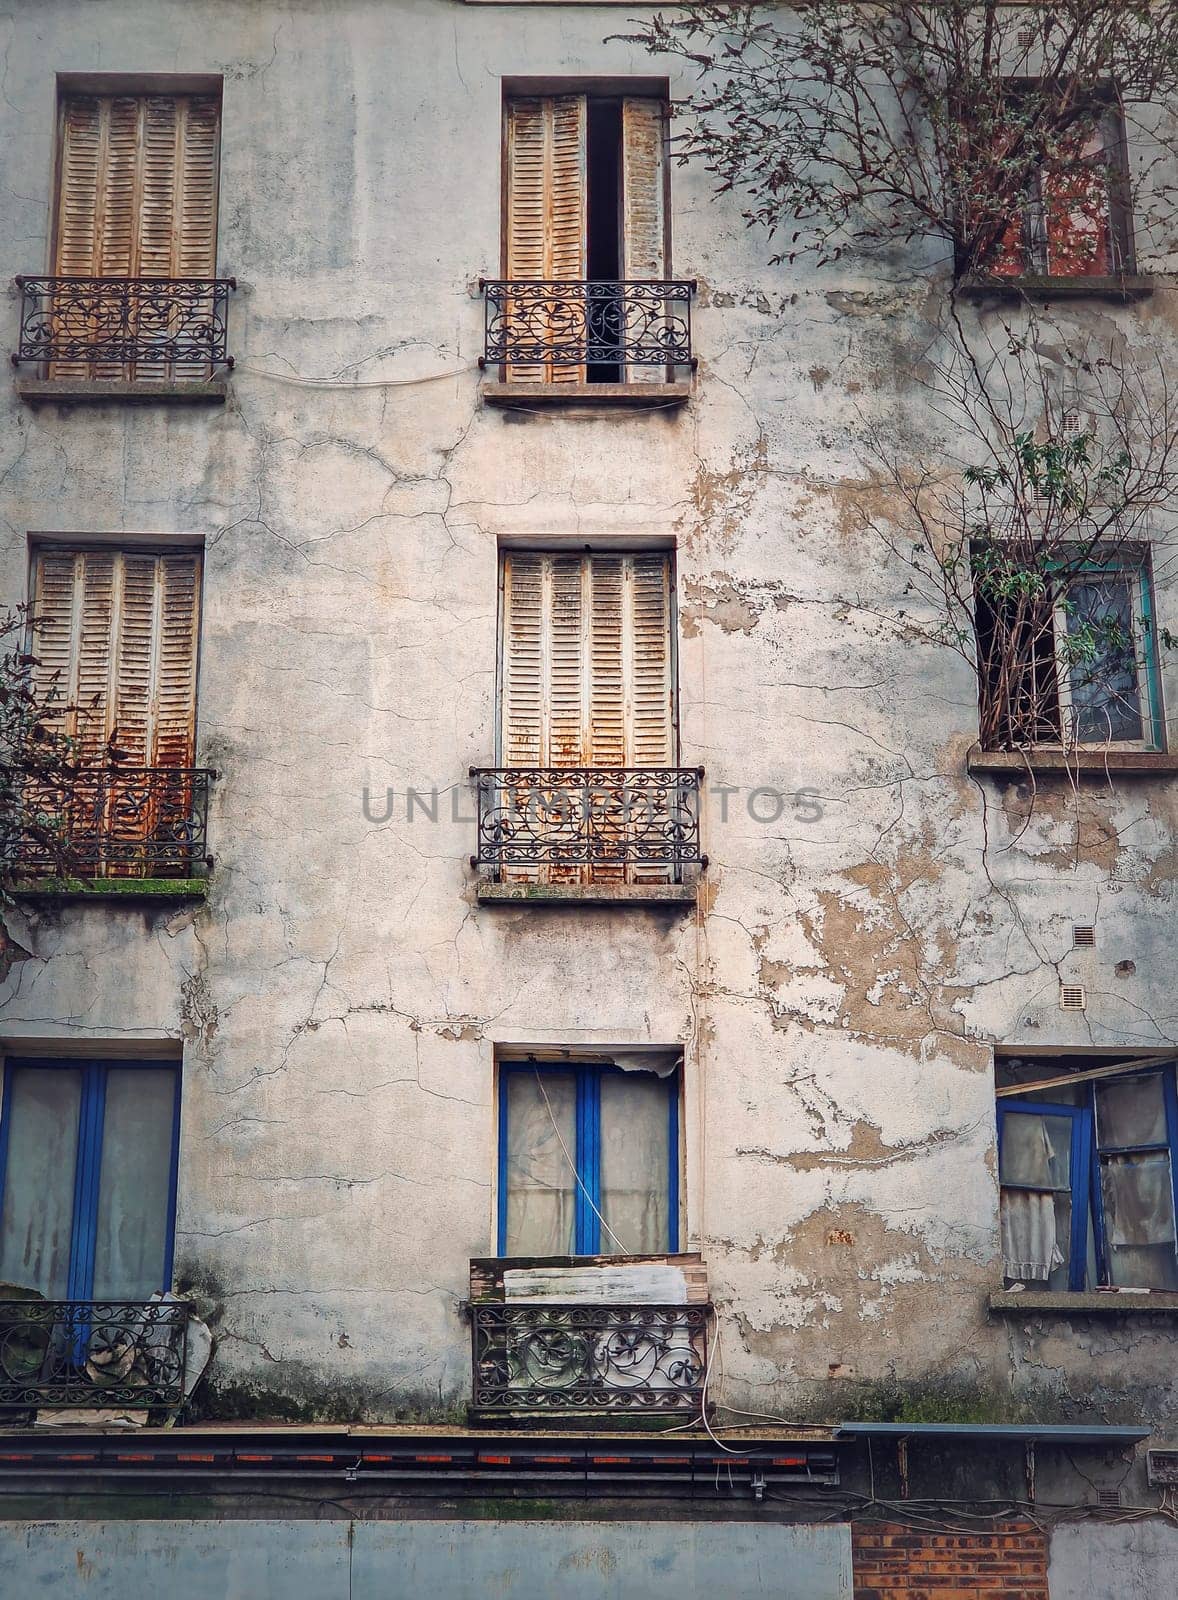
[998,1066,1178,1291]
[498,1062,679,1257]
[0,1058,181,1301]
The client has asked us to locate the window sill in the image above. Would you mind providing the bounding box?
[991,1289,1178,1315]
[16,378,228,404]
[476,878,697,907]
[481,380,692,409]
[968,749,1178,778]
[7,876,209,900]
[957,274,1154,303]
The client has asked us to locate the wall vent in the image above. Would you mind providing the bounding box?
[1148,1450,1178,1487]
[1096,1488,1123,1508]
[1060,984,1087,1011]
[1017,25,1036,47]
[1072,925,1097,948]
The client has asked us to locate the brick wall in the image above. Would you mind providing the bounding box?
[852,1521,1049,1599]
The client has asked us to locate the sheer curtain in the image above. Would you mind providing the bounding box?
[0,1068,82,1297]
[502,1072,577,1256]
[599,1074,671,1254]
[92,1068,176,1299]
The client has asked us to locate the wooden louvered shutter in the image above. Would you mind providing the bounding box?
[500,552,674,882]
[505,96,587,383]
[153,557,201,768]
[621,100,668,385]
[52,93,220,379]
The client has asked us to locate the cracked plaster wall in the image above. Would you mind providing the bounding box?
[1,0,1177,1426]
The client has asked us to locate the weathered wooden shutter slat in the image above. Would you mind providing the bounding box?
[54,97,103,275]
[548,556,586,766]
[621,99,668,384]
[73,552,119,761]
[503,553,545,768]
[113,555,160,766]
[628,554,673,767]
[96,97,141,277]
[31,552,85,734]
[505,95,587,382]
[589,558,626,768]
[176,97,220,276]
[154,556,201,768]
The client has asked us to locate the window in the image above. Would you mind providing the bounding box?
[32,547,202,767]
[503,92,669,383]
[497,550,678,883]
[23,546,204,878]
[50,90,221,379]
[997,1064,1178,1292]
[0,1060,180,1300]
[991,101,1131,279]
[498,1063,679,1257]
[975,555,1162,750]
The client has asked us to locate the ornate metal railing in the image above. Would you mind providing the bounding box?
[3,765,214,880]
[471,766,704,880]
[470,1302,709,1416]
[481,280,693,373]
[14,276,235,376]
[0,1299,189,1411]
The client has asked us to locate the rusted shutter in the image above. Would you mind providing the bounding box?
[505,96,587,382]
[1043,125,1113,275]
[31,549,200,767]
[501,552,674,881]
[621,99,668,385]
[53,93,220,378]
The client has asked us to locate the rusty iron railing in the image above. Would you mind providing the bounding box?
[470,1301,709,1417]
[470,766,704,881]
[481,280,693,373]
[14,276,235,377]
[3,765,215,881]
[0,1299,189,1411]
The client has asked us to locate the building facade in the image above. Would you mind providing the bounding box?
[0,2,1177,1595]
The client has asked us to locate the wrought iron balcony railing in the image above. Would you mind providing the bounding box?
[471,766,704,882]
[481,279,694,375]
[14,275,235,378]
[3,765,214,881]
[0,1299,189,1411]
[470,1301,709,1417]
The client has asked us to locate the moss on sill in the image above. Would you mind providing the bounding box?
[7,876,208,899]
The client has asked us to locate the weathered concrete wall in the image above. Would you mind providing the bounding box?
[0,1518,853,1600]
[1,0,1177,1427]
[1049,1520,1178,1600]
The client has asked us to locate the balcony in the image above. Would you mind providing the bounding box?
[3,765,215,895]
[0,1298,190,1413]
[471,766,704,905]
[13,275,234,401]
[468,1255,711,1422]
[480,279,694,406]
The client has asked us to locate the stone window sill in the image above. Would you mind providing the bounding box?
[957,274,1154,303]
[968,749,1178,778]
[991,1289,1178,1315]
[481,380,691,409]
[8,877,209,900]
[476,879,697,907]
[16,378,228,404]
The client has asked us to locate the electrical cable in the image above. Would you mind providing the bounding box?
[235,360,477,389]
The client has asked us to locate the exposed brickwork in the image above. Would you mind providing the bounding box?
[852,1521,1049,1600]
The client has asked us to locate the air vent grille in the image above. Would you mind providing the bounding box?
[1073,925,1096,948]
[1060,985,1087,1011]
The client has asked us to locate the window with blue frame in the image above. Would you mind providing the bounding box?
[998,1063,1178,1291]
[498,1062,679,1257]
[0,1059,181,1302]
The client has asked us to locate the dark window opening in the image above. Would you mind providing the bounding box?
[587,99,623,383]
